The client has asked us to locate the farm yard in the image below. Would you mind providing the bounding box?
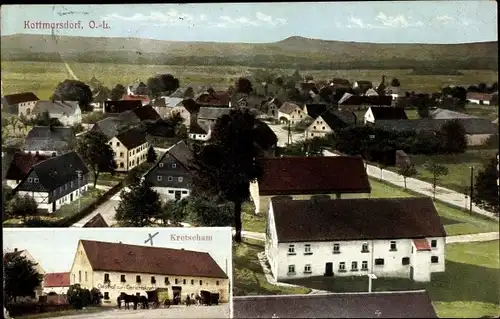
[1,61,498,100]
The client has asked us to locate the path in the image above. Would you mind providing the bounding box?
[63,60,79,80]
[267,123,304,147]
[323,150,498,220]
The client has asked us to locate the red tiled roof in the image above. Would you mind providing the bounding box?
[5,152,51,181]
[412,238,431,251]
[258,156,371,195]
[466,92,492,101]
[44,273,70,287]
[122,94,150,103]
[81,240,228,279]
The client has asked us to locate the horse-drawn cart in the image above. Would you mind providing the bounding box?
[199,290,220,306]
[146,289,171,309]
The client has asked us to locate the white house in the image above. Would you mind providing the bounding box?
[466,92,494,105]
[31,100,82,126]
[277,102,304,125]
[43,273,70,295]
[188,122,210,141]
[108,128,149,172]
[1,92,40,116]
[265,197,446,283]
[363,106,408,125]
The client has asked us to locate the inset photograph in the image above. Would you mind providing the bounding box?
[3,227,232,319]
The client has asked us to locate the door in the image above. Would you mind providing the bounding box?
[410,266,414,280]
[324,262,333,277]
[52,201,56,212]
[174,191,181,201]
[70,193,73,202]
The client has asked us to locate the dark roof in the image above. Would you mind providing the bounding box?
[258,156,370,195]
[167,140,194,169]
[198,107,232,120]
[331,78,351,86]
[233,291,438,318]
[2,92,39,105]
[132,105,161,121]
[182,99,201,114]
[80,240,228,279]
[24,126,76,152]
[83,213,109,228]
[105,100,142,113]
[374,118,499,135]
[253,120,278,150]
[129,81,147,91]
[32,100,80,116]
[318,110,356,129]
[271,197,446,242]
[369,106,408,120]
[92,114,141,139]
[19,151,89,191]
[5,152,51,181]
[115,128,147,149]
[356,80,374,87]
[189,122,208,134]
[44,273,70,287]
[430,108,476,120]
[305,104,329,119]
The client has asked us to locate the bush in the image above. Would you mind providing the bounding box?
[24,218,60,227]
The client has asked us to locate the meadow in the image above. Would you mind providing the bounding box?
[1,61,498,99]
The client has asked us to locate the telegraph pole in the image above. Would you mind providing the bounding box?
[469,166,474,214]
[287,120,292,145]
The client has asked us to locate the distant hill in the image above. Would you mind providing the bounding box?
[1,34,498,70]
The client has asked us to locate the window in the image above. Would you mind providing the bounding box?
[104,292,109,300]
[431,256,439,263]
[136,275,141,283]
[70,181,73,187]
[191,279,194,285]
[199,280,203,285]
[216,281,220,286]
[121,275,126,283]
[104,273,110,283]
[178,177,183,182]
[78,271,82,282]
[322,126,325,130]
[182,191,188,194]
[390,241,397,251]
[375,258,384,266]
[288,245,295,255]
[65,184,68,190]
[402,257,410,265]
[157,176,162,181]
[431,239,437,248]
[168,176,173,181]
[175,279,178,284]
[361,261,368,270]
[151,276,156,284]
[165,277,169,285]
[183,279,186,285]
[120,152,124,157]
[168,190,174,194]
[85,271,88,282]
[304,244,312,255]
[351,261,358,271]
[120,162,124,168]
[116,142,120,147]
[34,178,39,183]
[288,265,295,274]
[313,126,316,129]
[362,242,369,253]
[333,243,340,254]
[172,164,177,168]
[304,264,312,273]
[159,163,164,168]
[339,262,346,271]
[28,178,33,182]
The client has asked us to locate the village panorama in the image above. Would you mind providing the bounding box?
[1,2,499,319]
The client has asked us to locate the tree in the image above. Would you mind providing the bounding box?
[147,146,157,163]
[477,82,488,93]
[190,108,263,242]
[159,199,189,226]
[184,197,234,227]
[147,77,163,99]
[115,181,163,227]
[52,79,93,113]
[4,253,43,303]
[76,131,117,187]
[157,74,180,95]
[473,157,499,215]
[399,163,417,189]
[274,77,284,88]
[110,84,126,100]
[175,124,188,140]
[235,77,253,95]
[184,87,194,99]
[67,284,92,309]
[424,161,449,199]
[82,111,106,124]
[390,78,401,87]
[32,111,63,127]
[6,194,38,223]
[439,120,467,153]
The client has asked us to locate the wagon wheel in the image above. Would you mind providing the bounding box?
[154,301,160,309]
[164,299,171,308]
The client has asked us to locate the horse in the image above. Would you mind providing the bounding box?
[119,293,139,310]
[138,296,149,309]
[194,293,202,305]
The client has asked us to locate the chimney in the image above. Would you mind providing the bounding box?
[14,248,18,252]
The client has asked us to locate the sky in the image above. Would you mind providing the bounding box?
[4,227,233,275]
[0,2,497,44]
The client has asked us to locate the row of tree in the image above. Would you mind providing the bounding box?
[467,82,498,94]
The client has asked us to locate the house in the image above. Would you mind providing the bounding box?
[233,290,438,318]
[143,140,194,201]
[1,92,40,116]
[127,81,148,96]
[338,94,392,111]
[466,92,495,105]
[304,109,356,139]
[188,122,210,141]
[90,112,141,139]
[121,94,150,106]
[4,248,46,300]
[104,100,142,114]
[4,152,51,188]
[262,98,279,118]
[277,102,304,125]
[131,105,161,122]
[194,90,230,106]
[266,197,446,283]
[31,100,82,126]
[170,99,201,127]
[13,151,90,213]
[330,78,351,89]
[23,126,76,156]
[385,86,401,100]
[303,104,329,120]
[429,108,476,120]
[83,213,109,228]
[69,240,229,306]
[353,80,374,92]
[153,97,185,118]
[197,107,232,130]
[109,128,149,172]
[249,156,371,214]
[43,273,70,295]
[91,89,109,111]
[364,106,408,125]
[374,118,498,146]
[253,120,278,157]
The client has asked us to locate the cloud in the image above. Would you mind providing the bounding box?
[101,11,197,27]
[339,12,423,29]
[434,15,453,24]
[214,12,287,28]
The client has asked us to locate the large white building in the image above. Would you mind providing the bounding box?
[265,197,446,283]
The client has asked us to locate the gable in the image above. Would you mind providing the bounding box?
[70,241,92,277]
[16,170,47,192]
[308,115,333,132]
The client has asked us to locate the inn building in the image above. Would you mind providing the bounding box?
[69,240,230,306]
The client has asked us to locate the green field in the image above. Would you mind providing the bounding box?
[1,61,498,100]
[242,178,499,236]
[284,240,499,318]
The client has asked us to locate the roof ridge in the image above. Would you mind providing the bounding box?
[80,239,207,254]
[234,290,428,299]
